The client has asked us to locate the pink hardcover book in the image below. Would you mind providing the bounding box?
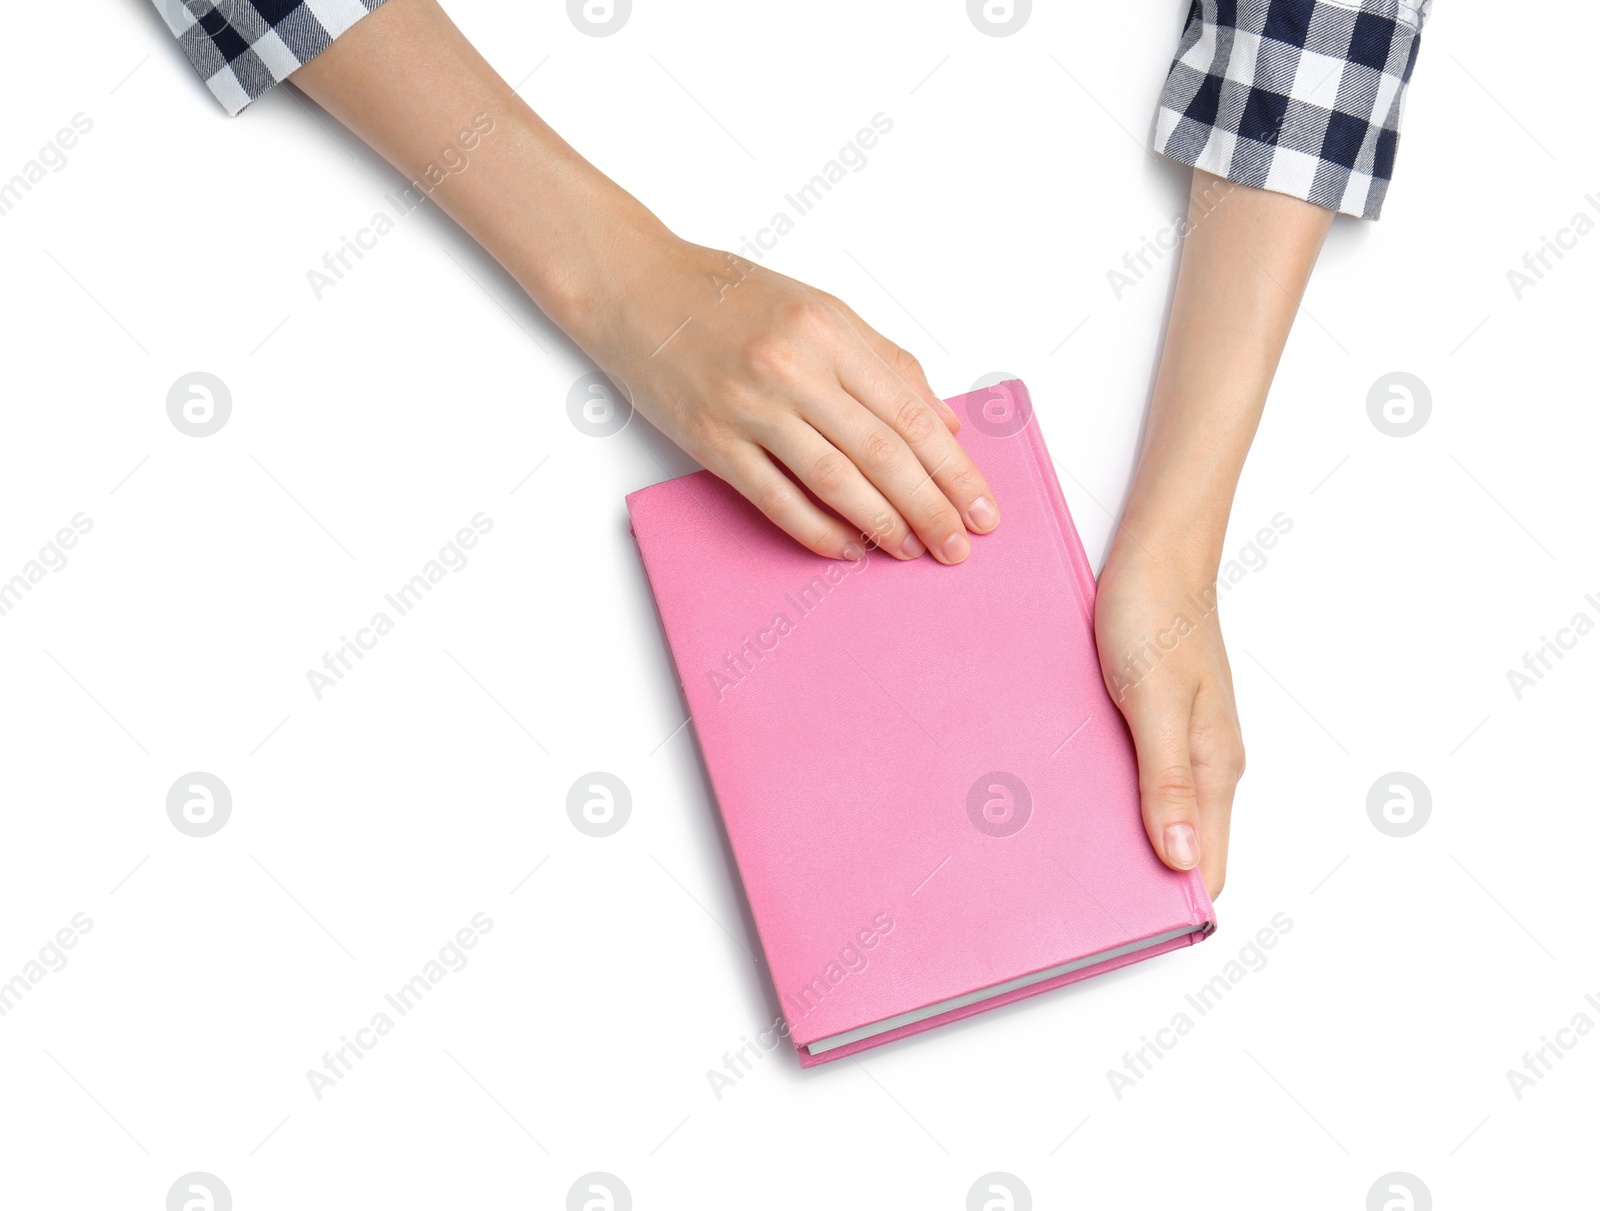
[625,379,1215,1065]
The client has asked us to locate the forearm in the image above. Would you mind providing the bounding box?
[1118,169,1334,575]
[285,0,994,565]
[288,0,662,345]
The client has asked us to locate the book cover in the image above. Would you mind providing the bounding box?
[625,379,1215,1065]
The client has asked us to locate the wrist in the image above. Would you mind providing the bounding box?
[479,147,675,340]
[523,197,680,345]
[420,98,678,342]
[1113,489,1230,580]
[1112,425,1249,581]
[1106,527,1220,594]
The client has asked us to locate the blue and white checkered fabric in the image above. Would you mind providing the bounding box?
[1154,0,1432,218]
[150,0,1430,221]
[150,0,390,115]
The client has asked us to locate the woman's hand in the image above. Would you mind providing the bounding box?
[562,230,999,563]
[1095,539,1244,899]
[1087,169,1331,897]
[289,0,999,564]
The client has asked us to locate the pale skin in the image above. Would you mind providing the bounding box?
[293,0,995,567]
[292,0,1334,897]
[1097,172,1333,897]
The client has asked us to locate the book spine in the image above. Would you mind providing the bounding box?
[1006,381,1218,937]
[1011,381,1098,631]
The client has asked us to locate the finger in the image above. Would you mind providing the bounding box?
[797,387,970,564]
[760,418,924,560]
[707,444,867,562]
[1189,688,1244,900]
[810,290,960,432]
[834,353,999,543]
[1121,686,1204,875]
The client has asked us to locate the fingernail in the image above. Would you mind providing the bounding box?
[941,532,970,563]
[967,497,997,531]
[1164,823,1200,869]
[900,533,926,559]
[841,541,865,562]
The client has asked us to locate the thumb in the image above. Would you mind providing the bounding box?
[1123,695,1203,874]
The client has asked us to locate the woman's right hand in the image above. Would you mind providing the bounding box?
[288,0,997,562]
[559,227,1000,563]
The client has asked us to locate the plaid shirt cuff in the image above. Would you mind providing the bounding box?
[151,0,391,116]
[1153,0,1431,219]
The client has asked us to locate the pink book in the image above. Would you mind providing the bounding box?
[626,379,1215,1065]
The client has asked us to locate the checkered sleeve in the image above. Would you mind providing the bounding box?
[1153,0,1431,219]
[150,0,391,116]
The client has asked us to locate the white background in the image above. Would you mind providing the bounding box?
[1,0,1595,1207]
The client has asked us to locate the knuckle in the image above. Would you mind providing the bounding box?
[1228,744,1247,782]
[806,524,841,556]
[1196,721,1246,784]
[860,426,902,471]
[810,449,851,493]
[740,332,801,381]
[692,425,735,465]
[1144,764,1198,807]
[860,509,897,546]
[945,465,984,499]
[919,497,963,536]
[894,346,925,381]
[894,397,937,445]
[779,295,833,335]
[753,476,798,519]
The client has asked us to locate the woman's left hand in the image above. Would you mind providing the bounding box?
[1094,539,1245,899]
